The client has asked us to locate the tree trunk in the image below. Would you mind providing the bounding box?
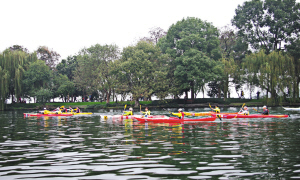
[135,97,139,107]
[106,88,111,104]
[191,81,194,100]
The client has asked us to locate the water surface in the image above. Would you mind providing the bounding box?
[0,107,299,179]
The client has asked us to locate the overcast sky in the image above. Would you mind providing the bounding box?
[1,0,299,60]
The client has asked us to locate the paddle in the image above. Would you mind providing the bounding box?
[252,108,261,113]
[124,104,127,111]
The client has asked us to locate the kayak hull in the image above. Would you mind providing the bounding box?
[184,112,212,116]
[211,113,289,119]
[134,117,217,123]
[100,115,168,120]
[24,113,73,117]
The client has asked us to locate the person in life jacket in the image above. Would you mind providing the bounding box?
[141,107,150,117]
[55,107,62,114]
[76,107,80,113]
[238,106,249,115]
[172,108,185,119]
[262,105,269,115]
[68,106,73,112]
[211,105,220,113]
[123,107,133,116]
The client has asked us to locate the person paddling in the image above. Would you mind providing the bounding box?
[171,108,184,119]
[252,105,269,115]
[141,107,150,117]
[123,107,133,116]
[238,106,249,115]
[210,105,220,113]
[76,107,80,113]
[261,105,269,115]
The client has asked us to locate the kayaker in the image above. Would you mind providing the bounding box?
[261,105,269,115]
[141,107,150,117]
[238,106,249,115]
[211,105,220,113]
[68,106,73,112]
[61,106,67,113]
[55,107,62,114]
[123,107,133,116]
[76,107,80,113]
[172,108,184,119]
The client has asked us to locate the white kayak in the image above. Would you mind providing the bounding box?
[283,107,300,111]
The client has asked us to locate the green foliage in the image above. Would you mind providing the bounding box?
[232,0,300,53]
[117,41,169,105]
[73,44,119,103]
[158,17,222,99]
[243,50,294,104]
[159,17,221,60]
[23,60,52,99]
[35,88,53,104]
[0,47,37,110]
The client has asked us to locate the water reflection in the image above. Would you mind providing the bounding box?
[0,109,299,179]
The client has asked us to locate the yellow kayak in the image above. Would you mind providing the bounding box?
[184,112,212,116]
[71,112,93,115]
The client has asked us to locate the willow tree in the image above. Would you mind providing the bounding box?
[243,50,294,103]
[0,64,9,110]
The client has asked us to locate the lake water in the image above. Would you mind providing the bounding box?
[0,107,300,179]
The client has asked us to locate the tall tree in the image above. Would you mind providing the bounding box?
[243,50,294,103]
[73,44,119,103]
[37,46,60,70]
[0,48,37,109]
[218,27,248,99]
[117,41,169,106]
[158,17,221,99]
[232,0,300,54]
[23,60,52,102]
[286,38,300,99]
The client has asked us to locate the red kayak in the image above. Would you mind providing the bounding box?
[101,115,168,120]
[24,113,73,117]
[134,116,217,123]
[211,113,289,119]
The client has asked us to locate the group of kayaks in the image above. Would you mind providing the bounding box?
[24,106,93,117]
[101,110,289,123]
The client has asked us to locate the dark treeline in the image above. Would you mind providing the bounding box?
[1,0,300,110]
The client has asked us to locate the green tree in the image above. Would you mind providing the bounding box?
[0,47,37,109]
[218,27,248,99]
[286,38,300,99]
[243,50,294,104]
[73,44,119,103]
[174,49,220,100]
[117,41,169,106]
[56,55,81,101]
[23,60,52,103]
[35,88,53,104]
[158,17,221,99]
[232,0,300,54]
